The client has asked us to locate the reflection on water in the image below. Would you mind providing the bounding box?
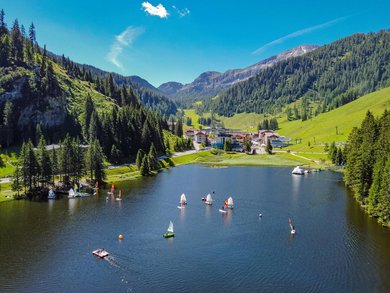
[291,174,302,201]
[48,199,55,212]
[1,166,390,293]
[68,197,77,214]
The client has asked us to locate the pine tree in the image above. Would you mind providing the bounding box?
[50,145,58,184]
[0,9,7,36]
[110,144,121,164]
[82,94,94,141]
[10,19,23,64]
[140,155,150,176]
[12,161,23,197]
[37,136,51,187]
[28,22,36,44]
[148,143,158,171]
[0,34,10,66]
[136,149,145,170]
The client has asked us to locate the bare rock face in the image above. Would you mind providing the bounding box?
[0,73,68,129]
[17,95,67,128]
[0,76,29,103]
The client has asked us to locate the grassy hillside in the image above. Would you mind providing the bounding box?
[183,109,211,130]
[278,86,390,151]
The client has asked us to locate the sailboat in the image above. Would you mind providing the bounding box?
[205,193,213,205]
[48,188,56,199]
[180,193,187,205]
[68,188,79,198]
[163,221,174,238]
[225,197,234,209]
[107,184,115,195]
[116,190,122,201]
[93,181,99,190]
[292,166,305,175]
[219,205,227,213]
[289,218,296,234]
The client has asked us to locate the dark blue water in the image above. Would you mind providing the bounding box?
[0,165,389,292]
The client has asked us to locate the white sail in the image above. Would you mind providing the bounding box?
[206,193,212,202]
[68,188,76,198]
[180,193,187,204]
[227,197,233,207]
[167,221,174,233]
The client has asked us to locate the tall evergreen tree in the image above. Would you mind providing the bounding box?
[140,155,150,176]
[136,149,145,170]
[0,9,7,36]
[37,136,51,187]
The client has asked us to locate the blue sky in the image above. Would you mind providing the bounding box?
[1,0,390,86]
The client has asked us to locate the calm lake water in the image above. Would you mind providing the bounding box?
[1,165,390,292]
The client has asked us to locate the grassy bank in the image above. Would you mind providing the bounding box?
[171,150,310,167]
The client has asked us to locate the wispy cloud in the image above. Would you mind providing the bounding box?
[252,16,348,55]
[142,2,169,18]
[106,26,144,68]
[173,5,190,17]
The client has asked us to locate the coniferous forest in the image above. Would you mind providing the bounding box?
[344,110,390,226]
[0,10,190,196]
[207,30,390,117]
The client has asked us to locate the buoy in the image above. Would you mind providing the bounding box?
[119,234,123,240]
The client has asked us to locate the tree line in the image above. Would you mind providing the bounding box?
[12,135,105,198]
[344,110,390,226]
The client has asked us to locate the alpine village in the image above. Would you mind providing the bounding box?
[1,3,390,292]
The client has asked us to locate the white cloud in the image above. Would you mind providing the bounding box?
[173,5,190,17]
[106,26,144,68]
[252,16,348,55]
[142,2,169,18]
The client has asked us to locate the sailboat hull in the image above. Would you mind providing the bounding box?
[163,232,174,238]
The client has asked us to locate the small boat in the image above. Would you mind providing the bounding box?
[219,206,227,213]
[292,166,305,175]
[177,204,185,209]
[163,221,174,238]
[68,188,79,198]
[92,248,109,258]
[116,190,122,201]
[108,184,115,195]
[78,192,90,197]
[205,193,213,205]
[179,193,187,205]
[48,188,56,199]
[225,197,234,209]
[289,218,296,235]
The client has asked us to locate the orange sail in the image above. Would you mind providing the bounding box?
[95,181,99,188]
[224,200,228,207]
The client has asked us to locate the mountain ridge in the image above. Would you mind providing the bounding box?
[158,45,319,104]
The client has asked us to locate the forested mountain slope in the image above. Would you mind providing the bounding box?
[209,29,390,117]
[0,10,170,162]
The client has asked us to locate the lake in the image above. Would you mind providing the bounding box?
[1,165,389,292]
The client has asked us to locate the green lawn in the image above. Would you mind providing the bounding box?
[217,112,265,132]
[171,150,307,167]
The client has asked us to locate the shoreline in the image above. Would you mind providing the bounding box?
[0,150,328,203]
